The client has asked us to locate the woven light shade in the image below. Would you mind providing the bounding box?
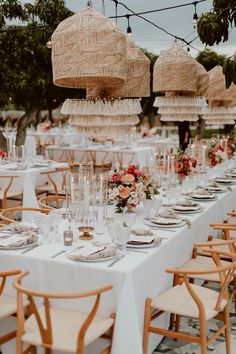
[194,61,209,97]
[51,6,128,88]
[208,66,236,107]
[153,42,197,94]
[86,41,150,98]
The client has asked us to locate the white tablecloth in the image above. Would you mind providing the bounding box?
[0,162,67,209]
[46,145,153,168]
[0,185,235,354]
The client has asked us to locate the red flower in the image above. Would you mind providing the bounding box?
[0,149,6,159]
[134,169,142,176]
[112,173,121,182]
[219,145,224,152]
[127,165,137,175]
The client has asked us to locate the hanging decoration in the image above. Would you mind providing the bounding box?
[51,5,128,88]
[153,42,208,122]
[202,66,236,126]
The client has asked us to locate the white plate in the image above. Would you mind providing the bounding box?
[126,242,157,248]
[65,248,118,262]
[144,219,185,229]
[169,207,202,214]
[206,187,227,193]
[215,179,234,184]
[189,195,216,202]
[0,240,38,251]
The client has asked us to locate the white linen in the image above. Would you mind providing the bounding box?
[0,162,67,211]
[46,145,152,168]
[0,185,235,354]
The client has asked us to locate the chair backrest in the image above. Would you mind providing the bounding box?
[13,272,112,353]
[195,238,236,258]
[0,207,49,224]
[40,167,70,195]
[0,175,19,209]
[38,195,68,210]
[167,249,236,316]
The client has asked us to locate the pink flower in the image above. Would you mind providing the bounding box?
[123,174,135,185]
[112,173,121,182]
[119,186,131,199]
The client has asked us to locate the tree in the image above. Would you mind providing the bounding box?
[141,49,159,127]
[195,48,226,71]
[0,0,83,150]
[197,1,236,88]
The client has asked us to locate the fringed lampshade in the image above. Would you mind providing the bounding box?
[62,98,142,137]
[61,98,142,115]
[153,43,197,94]
[202,106,236,125]
[154,96,207,122]
[51,5,128,88]
[208,66,236,107]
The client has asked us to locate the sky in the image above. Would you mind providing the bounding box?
[21,0,236,58]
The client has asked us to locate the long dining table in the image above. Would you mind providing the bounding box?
[0,182,235,354]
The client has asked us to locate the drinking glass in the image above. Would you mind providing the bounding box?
[13,145,25,167]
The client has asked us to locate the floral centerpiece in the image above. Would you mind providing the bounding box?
[108,165,159,213]
[208,142,225,166]
[175,150,197,177]
[0,149,6,159]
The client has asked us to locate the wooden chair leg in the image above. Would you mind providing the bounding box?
[24,346,37,354]
[234,278,236,316]
[199,314,207,354]
[143,298,152,354]
[100,346,111,354]
[224,305,231,354]
[44,349,51,354]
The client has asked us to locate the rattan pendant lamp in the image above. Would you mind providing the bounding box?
[202,66,236,126]
[51,2,150,137]
[153,42,208,122]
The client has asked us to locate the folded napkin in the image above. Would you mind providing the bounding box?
[131,227,153,236]
[176,200,198,207]
[71,245,117,261]
[159,211,191,229]
[127,236,161,246]
[151,216,182,225]
[159,211,177,219]
[173,205,200,211]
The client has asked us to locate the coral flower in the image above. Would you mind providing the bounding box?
[119,186,131,199]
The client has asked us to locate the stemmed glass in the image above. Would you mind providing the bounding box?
[50,210,63,243]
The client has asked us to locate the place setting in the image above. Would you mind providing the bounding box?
[0,222,39,251]
[168,199,203,214]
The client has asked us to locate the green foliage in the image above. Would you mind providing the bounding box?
[197,2,236,89]
[195,48,226,71]
[0,0,79,112]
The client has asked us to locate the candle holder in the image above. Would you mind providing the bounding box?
[79,226,94,240]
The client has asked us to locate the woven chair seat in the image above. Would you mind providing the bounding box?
[22,306,114,352]
[152,283,226,320]
[0,295,28,320]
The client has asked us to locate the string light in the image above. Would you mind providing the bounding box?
[126,15,132,37]
[192,1,198,28]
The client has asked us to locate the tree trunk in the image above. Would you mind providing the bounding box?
[0,130,7,151]
[48,107,54,124]
[15,109,37,146]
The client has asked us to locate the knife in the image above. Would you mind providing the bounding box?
[108,253,127,268]
[51,250,66,259]
[21,244,39,254]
